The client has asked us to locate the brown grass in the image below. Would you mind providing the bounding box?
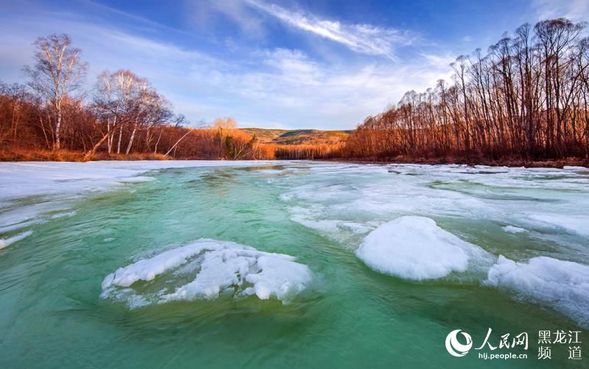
[0,148,170,162]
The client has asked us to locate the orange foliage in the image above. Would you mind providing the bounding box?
[262,143,343,160]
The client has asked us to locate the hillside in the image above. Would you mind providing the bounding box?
[242,128,350,145]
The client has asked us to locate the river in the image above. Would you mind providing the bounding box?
[0,161,587,368]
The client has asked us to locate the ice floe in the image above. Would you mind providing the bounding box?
[486,256,589,328]
[355,216,490,280]
[502,225,527,234]
[0,230,32,250]
[101,239,313,307]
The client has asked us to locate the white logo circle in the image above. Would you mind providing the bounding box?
[445,329,473,357]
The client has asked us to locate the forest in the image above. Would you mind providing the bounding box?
[0,34,342,161]
[1,18,589,164]
[344,18,589,164]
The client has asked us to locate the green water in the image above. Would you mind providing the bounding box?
[0,162,587,368]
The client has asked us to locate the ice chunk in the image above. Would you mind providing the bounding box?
[244,254,311,300]
[101,241,215,289]
[101,239,313,307]
[502,225,527,234]
[0,230,33,250]
[486,256,589,328]
[356,216,488,280]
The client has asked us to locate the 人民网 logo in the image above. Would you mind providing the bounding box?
[444,328,580,360]
[445,329,473,357]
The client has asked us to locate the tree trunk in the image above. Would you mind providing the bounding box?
[84,131,110,160]
[126,125,137,155]
[54,101,62,150]
[117,125,123,154]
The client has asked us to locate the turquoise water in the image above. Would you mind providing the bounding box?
[0,162,587,368]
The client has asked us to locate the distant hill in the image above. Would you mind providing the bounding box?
[242,128,350,145]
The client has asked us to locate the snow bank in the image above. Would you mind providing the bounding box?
[486,256,589,328]
[101,239,313,307]
[0,230,32,250]
[355,216,488,280]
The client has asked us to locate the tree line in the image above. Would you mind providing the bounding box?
[344,18,589,162]
[6,19,586,164]
[0,33,342,161]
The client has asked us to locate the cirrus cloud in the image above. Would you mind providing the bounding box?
[244,0,415,60]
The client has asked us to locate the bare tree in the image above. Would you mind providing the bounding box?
[345,18,589,162]
[24,34,86,150]
[91,70,172,155]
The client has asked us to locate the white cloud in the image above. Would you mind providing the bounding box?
[245,0,414,60]
[532,0,589,22]
[0,7,451,130]
[421,53,456,70]
[196,48,453,128]
[193,0,265,36]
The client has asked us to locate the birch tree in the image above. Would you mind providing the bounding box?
[92,70,172,155]
[24,34,86,150]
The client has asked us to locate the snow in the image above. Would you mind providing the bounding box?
[355,216,490,280]
[101,241,213,289]
[0,230,32,250]
[101,239,313,307]
[486,256,589,328]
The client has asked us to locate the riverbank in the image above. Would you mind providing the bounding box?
[0,149,174,162]
[2,148,588,168]
[340,155,589,168]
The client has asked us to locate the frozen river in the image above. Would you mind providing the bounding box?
[0,161,587,368]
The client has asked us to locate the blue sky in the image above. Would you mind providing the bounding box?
[0,0,587,129]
